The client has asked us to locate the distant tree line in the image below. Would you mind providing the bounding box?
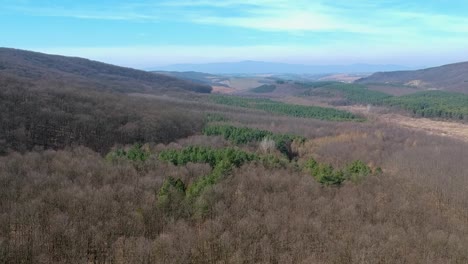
[385,91,468,120]
[250,84,277,93]
[210,95,363,121]
[304,83,392,105]
[305,83,468,121]
[295,81,339,89]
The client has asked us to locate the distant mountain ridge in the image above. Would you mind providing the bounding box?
[0,48,212,94]
[154,61,412,74]
[356,61,468,94]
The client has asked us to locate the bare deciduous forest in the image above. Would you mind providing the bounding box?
[1,49,468,264]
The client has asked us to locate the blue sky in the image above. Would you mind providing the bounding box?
[1,0,468,69]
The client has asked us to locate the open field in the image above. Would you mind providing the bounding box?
[383,114,468,142]
[318,73,367,83]
[211,85,236,94]
[366,84,422,96]
[340,105,468,143]
[277,96,468,143]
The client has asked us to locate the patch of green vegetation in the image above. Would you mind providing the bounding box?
[250,84,277,93]
[159,177,186,195]
[185,159,232,199]
[311,83,392,104]
[203,125,270,144]
[295,81,340,89]
[158,145,291,203]
[305,82,468,120]
[106,143,150,162]
[386,91,468,120]
[344,160,373,183]
[159,146,258,168]
[305,158,373,185]
[334,84,392,104]
[203,124,305,157]
[159,146,259,201]
[303,83,467,121]
[158,177,186,203]
[210,95,363,121]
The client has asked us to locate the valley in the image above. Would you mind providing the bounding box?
[3,0,468,262]
[342,105,468,143]
[1,49,467,263]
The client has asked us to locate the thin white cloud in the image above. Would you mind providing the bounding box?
[4,0,468,36]
[182,0,376,33]
[5,0,468,67]
[193,10,377,33]
[159,0,468,39]
[158,0,291,8]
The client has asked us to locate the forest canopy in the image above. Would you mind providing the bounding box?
[305,82,468,120]
[211,95,363,121]
[1,48,468,264]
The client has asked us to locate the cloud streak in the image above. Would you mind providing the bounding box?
[3,0,468,66]
[5,0,468,39]
[182,0,468,37]
[4,0,468,35]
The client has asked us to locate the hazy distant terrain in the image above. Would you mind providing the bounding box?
[156,60,412,74]
[153,71,229,87]
[155,70,369,95]
[357,61,468,94]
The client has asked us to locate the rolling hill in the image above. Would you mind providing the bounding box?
[0,48,212,94]
[0,48,212,154]
[356,61,468,94]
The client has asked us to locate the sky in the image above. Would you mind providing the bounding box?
[1,0,468,69]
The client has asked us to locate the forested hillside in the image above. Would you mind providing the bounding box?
[305,82,468,121]
[0,49,215,154]
[0,48,212,94]
[386,91,468,120]
[250,84,277,93]
[356,61,468,94]
[211,95,362,121]
[0,83,205,154]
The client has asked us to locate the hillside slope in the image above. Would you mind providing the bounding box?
[356,61,468,93]
[0,48,211,153]
[0,48,212,94]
